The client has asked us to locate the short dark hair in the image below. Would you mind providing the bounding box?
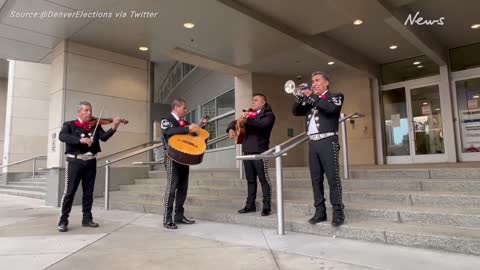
[77,101,92,112]
[252,93,267,102]
[311,71,330,82]
[171,97,186,110]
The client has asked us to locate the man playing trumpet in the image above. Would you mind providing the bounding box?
[226,94,275,216]
[291,71,345,227]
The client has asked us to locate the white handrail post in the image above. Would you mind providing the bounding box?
[340,113,349,180]
[32,157,36,180]
[275,145,284,235]
[105,160,110,210]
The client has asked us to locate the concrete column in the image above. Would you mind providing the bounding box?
[0,78,7,167]
[2,60,50,173]
[439,65,457,162]
[372,78,385,165]
[46,41,149,206]
[234,73,253,169]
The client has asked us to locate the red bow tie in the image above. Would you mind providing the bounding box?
[319,94,328,100]
[178,119,186,127]
[75,120,91,131]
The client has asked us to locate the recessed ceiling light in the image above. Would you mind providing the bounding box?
[435,108,440,111]
[474,95,480,99]
[389,45,398,50]
[138,46,149,51]
[471,24,480,29]
[353,19,363,25]
[328,61,335,65]
[423,102,428,105]
[413,61,421,65]
[184,22,195,29]
[417,65,424,68]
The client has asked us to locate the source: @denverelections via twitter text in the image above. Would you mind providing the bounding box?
[9,10,159,19]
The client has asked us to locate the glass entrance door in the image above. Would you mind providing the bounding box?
[409,85,446,163]
[453,76,480,161]
[383,83,447,163]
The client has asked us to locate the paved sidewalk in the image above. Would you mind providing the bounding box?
[0,194,479,270]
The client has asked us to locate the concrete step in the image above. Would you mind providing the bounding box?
[351,167,480,180]
[150,167,480,180]
[117,184,480,209]
[133,178,480,193]
[12,176,47,182]
[0,184,46,192]
[105,192,480,228]
[2,181,46,187]
[93,198,480,255]
[0,188,45,199]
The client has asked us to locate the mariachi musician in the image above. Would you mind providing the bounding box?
[226,93,275,216]
[291,71,345,227]
[57,101,127,232]
[160,97,207,229]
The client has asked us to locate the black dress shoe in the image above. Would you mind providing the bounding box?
[332,206,345,227]
[164,221,178,229]
[331,214,345,227]
[261,209,271,216]
[174,217,195,224]
[308,215,327,224]
[58,224,68,232]
[82,220,99,228]
[238,207,256,214]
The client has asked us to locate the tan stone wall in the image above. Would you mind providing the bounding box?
[250,70,376,167]
[329,70,376,165]
[252,73,308,167]
[48,41,149,168]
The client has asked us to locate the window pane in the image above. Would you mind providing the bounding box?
[381,56,439,85]
[184,113,191,123]
[206,121,217,150]
[450,43,480,72]
[202,100,216,119]
[191,108,198,123]
[456,77,480,152]
[216,90,235,115]
[216,114,235,148]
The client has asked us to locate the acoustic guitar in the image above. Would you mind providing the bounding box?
[167,116,210,165]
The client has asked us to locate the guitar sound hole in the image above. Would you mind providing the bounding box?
[191,132,198,137]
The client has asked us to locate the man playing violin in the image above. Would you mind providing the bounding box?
[226,94,275,216]
[57,101,124,232]
[160,97,206,229]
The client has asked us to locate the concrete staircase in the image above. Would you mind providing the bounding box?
[0,174,47,199]
[95,167,480,255]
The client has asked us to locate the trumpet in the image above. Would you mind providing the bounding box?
[284,80,311,96]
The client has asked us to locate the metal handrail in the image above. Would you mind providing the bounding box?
[101,133,231,209]
[0,155,47,169]
[97,141,161,161]
[236,112,363,235]
[0,155,47,182]
[98,143,163,168]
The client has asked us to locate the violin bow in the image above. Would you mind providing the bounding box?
[90,106,105,142]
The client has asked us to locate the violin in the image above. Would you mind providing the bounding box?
[88,117,129,126]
